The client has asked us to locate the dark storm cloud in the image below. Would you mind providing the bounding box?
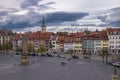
[0,11,8,16]
[38,5,51,10]
[46,12,89,23]
[110,20,120,27]
[21,0,42,8]
[0,11,89,29]
[97,7,120,27]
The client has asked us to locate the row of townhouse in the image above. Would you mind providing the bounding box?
[51,28,120,54]
[0,28,119,54]
[107,28,120,53]
[83,30,108,54]
[12,31,53,52]
[0,30,13,49]
[51,32,84,53]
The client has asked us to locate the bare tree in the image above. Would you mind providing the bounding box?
[98,48,109,63]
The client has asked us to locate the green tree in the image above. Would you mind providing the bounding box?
[37,45,46,55]
[103,48,109,63]
[2,42,12,53]
[98,48,109,63]
[86,50,92,60]
[98,49,105,63]
[27,43,34,54]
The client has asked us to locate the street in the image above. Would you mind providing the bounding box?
[0,54,120,80]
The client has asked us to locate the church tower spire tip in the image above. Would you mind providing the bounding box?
[41,16,46,32]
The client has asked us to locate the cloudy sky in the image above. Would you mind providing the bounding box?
[0,0,120,32]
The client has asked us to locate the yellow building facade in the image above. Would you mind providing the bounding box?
[101,40,109,49]
[74,42,82,53]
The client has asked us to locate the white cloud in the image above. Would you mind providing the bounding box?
[0,0,25,10]
[0,0,120,30]
[13,10,29,15]
[0,0,120,12]
[13,25,106,33]
[41,0,120,12]
[77,19,105,26]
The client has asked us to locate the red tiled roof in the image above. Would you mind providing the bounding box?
[70,32,84,38]
[27,31,52,41]
[107,28,120,34]
[89,31,99,35]
[64,35,75,43]
[57,36,65,43]
[12,33,23,41]
[83,30,108,40]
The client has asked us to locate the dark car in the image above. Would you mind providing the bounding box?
[29,53,38,56]
[16,52,21,55]
[72,55,79,59]
[41,53,47,57]
[46,53,54,57]
[83,56,89,59]
[107,62,114,65]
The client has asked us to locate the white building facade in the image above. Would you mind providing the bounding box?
[107,28,120,53]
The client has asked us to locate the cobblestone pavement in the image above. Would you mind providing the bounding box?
[0,54,120,80]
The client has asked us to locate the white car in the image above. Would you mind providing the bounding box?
[113,62,120,67]
[58,54,66,58]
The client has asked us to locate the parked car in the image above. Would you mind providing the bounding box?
[29,53,38,56]
[16,52,21,55]
[46,53,54,57]
[112,62,120,67]
[72,55,79,59]
[107,62,114,65]
[83,56,89,59]
[58,54,66,58]
[41,53,47,57]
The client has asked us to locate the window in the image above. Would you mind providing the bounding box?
[110,46,114,48]
[109,37,111,39]
[52,45,55,47]
[112,46,114,48]
[52,42,55,44]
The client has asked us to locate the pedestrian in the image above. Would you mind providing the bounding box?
[61,61,66,66]
[68,58,70,61]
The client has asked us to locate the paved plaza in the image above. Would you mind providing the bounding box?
[0,54,120,80]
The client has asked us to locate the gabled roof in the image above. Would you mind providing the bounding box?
[12,33,23,41]
[64,35,75,43]
[107,28,120,35]
[70,32,84,38]
[0,29,13,36]
[51,35,57,41]
[83,30,108,40]
[12,31,53,41]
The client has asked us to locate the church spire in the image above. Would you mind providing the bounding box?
[42,16,45,27]
[41,16,46,32]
